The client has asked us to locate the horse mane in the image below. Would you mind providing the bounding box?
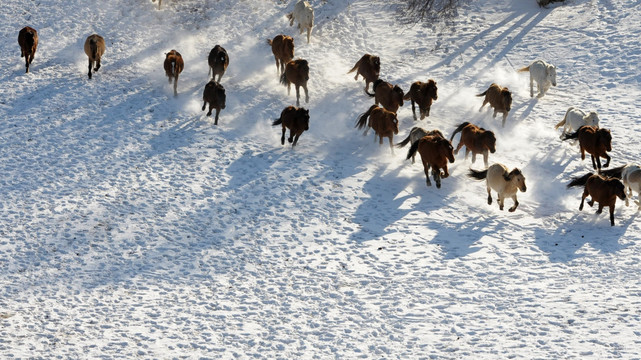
[503,168,522,182]
[600,165,625,179]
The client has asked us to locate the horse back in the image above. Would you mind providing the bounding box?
[84,34,106,59]
[18,27,38,53]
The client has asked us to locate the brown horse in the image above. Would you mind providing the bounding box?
[347,54,380,94]
[202,80,226,125]
[163,50,184,96]
[403,80,438,120]
[280,59,309,106]
[396,127,444,163]
[84,34,106,79]
[208,45,229,82]
[477,83,512,127]
[469,163,527,212]
[267,35,294,76]
[562,125,612,170]
[406,134,455,189]
[18,26,38,73]
[567,173,626,226]
[367,79,404,113]
[450,122,496,168]
[272,106,310,147]
[355,104,399,154]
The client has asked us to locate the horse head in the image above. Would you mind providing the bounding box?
[427,80,438,100]
[505,168,526,192]
[393,85,405,107]
[370,55,380,76]
[547,65,557,86]
[501,88,512,112]
[485,131,497,153]
[612,179,627,200]
[599,129,612,152]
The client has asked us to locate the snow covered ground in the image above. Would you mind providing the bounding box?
[1,0,641,358]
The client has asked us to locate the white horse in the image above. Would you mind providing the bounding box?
[287,0,314,44]
[555,107,600,139]
[468,163,527,212]
[518,60,557,98]
[621,164,641,209]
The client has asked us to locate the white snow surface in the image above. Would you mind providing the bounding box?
[1,0,641,358]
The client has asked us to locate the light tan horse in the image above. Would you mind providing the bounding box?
[84,34,106,79]
[468,163,526,212]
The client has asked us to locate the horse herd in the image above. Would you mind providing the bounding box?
[15,1,640,226]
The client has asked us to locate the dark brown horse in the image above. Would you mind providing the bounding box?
[562,125,612,170]
[208,45,229,82]
[280,59,309,106]
[355,104,399,154]
[478,83,512,127]
[202,80,226,125]
[367,79,404,113]
[267,35,294,76]
[272,106,310,147]
[403,80,438,120]
[450,122,496,168]
[347,54,380,94]
[406,134,455,189]
[567,173,626,226]
[84,34,106,79]
[164,50,184,96]
[396,127,444,163]
[18,26,38,73]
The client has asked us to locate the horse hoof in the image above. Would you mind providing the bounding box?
[509,207,516,212]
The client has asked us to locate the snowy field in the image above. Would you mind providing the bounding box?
[1,0,641,358]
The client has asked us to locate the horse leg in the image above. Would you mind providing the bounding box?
[498,194,505,211]
[483,151,489,168]
[609,204,616,226]
[275,58,280,75]
[492,109,498,118]
[422,160,432,187]
[303,84,309,104]
[454,142,463,156]
[471,152,477,164]
[591,155,599,170]
[596,203,603,214]
[292,132,302,147]
[603,154,611,168]
[25,54,30,73]
[464,148,470,162]
[306,27,311,44]
[579,190,588,211]
[479,100,488,112]
[441,165,449,178]
[432,168,441,189]
[202,100,207,112]
[486,186,492,205]
[288,129,294,144]
[214,107,221,125]
[206,103,213,116]
[508,195,519,212]
[530,75,534,98]
[388,136,395,154]
[502,112,507,128]
[87,59,93,79]
[411,99,417,121]
[294,85,300,107]
[281,126,286,145]
[94,58,101,72]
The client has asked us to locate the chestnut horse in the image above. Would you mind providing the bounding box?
[355,104,399,154]
[562,125,612,170]
[272,106,310,147]
[367,79,404,113]
[84,34,106,79]
[347,54,380,94]
[567,173,626,226]
[396,127,444,164]
[403,80,438,120]
[267,35,294,76]
[18,26,38,73]
[450,122,496,168]
[202,80,226,125]
[208,45,229,82]
[406,134,455,189]
[280,59,309,106]
[164,50,184,96]
[477,83,512,127]
[468,163,527,212]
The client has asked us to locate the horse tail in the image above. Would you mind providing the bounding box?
[355,104,376,130]
[450,122,470,142]
[347,57,362,74]
[396,133,412,148]
[272,117,283,126]
[266,38,273,46]
[561,128,581,141]
[468,168,488,181]
[406,140,420,161]
[476,89,488,97]
[279,71,288,86]
[567,172,594,188]
[555,108,572,129]
[90,38,98,60]
[286,12,294,24]
[517,65,530,73]
[599,165,625,179]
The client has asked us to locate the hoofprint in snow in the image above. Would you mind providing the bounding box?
[1,0,640,358]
